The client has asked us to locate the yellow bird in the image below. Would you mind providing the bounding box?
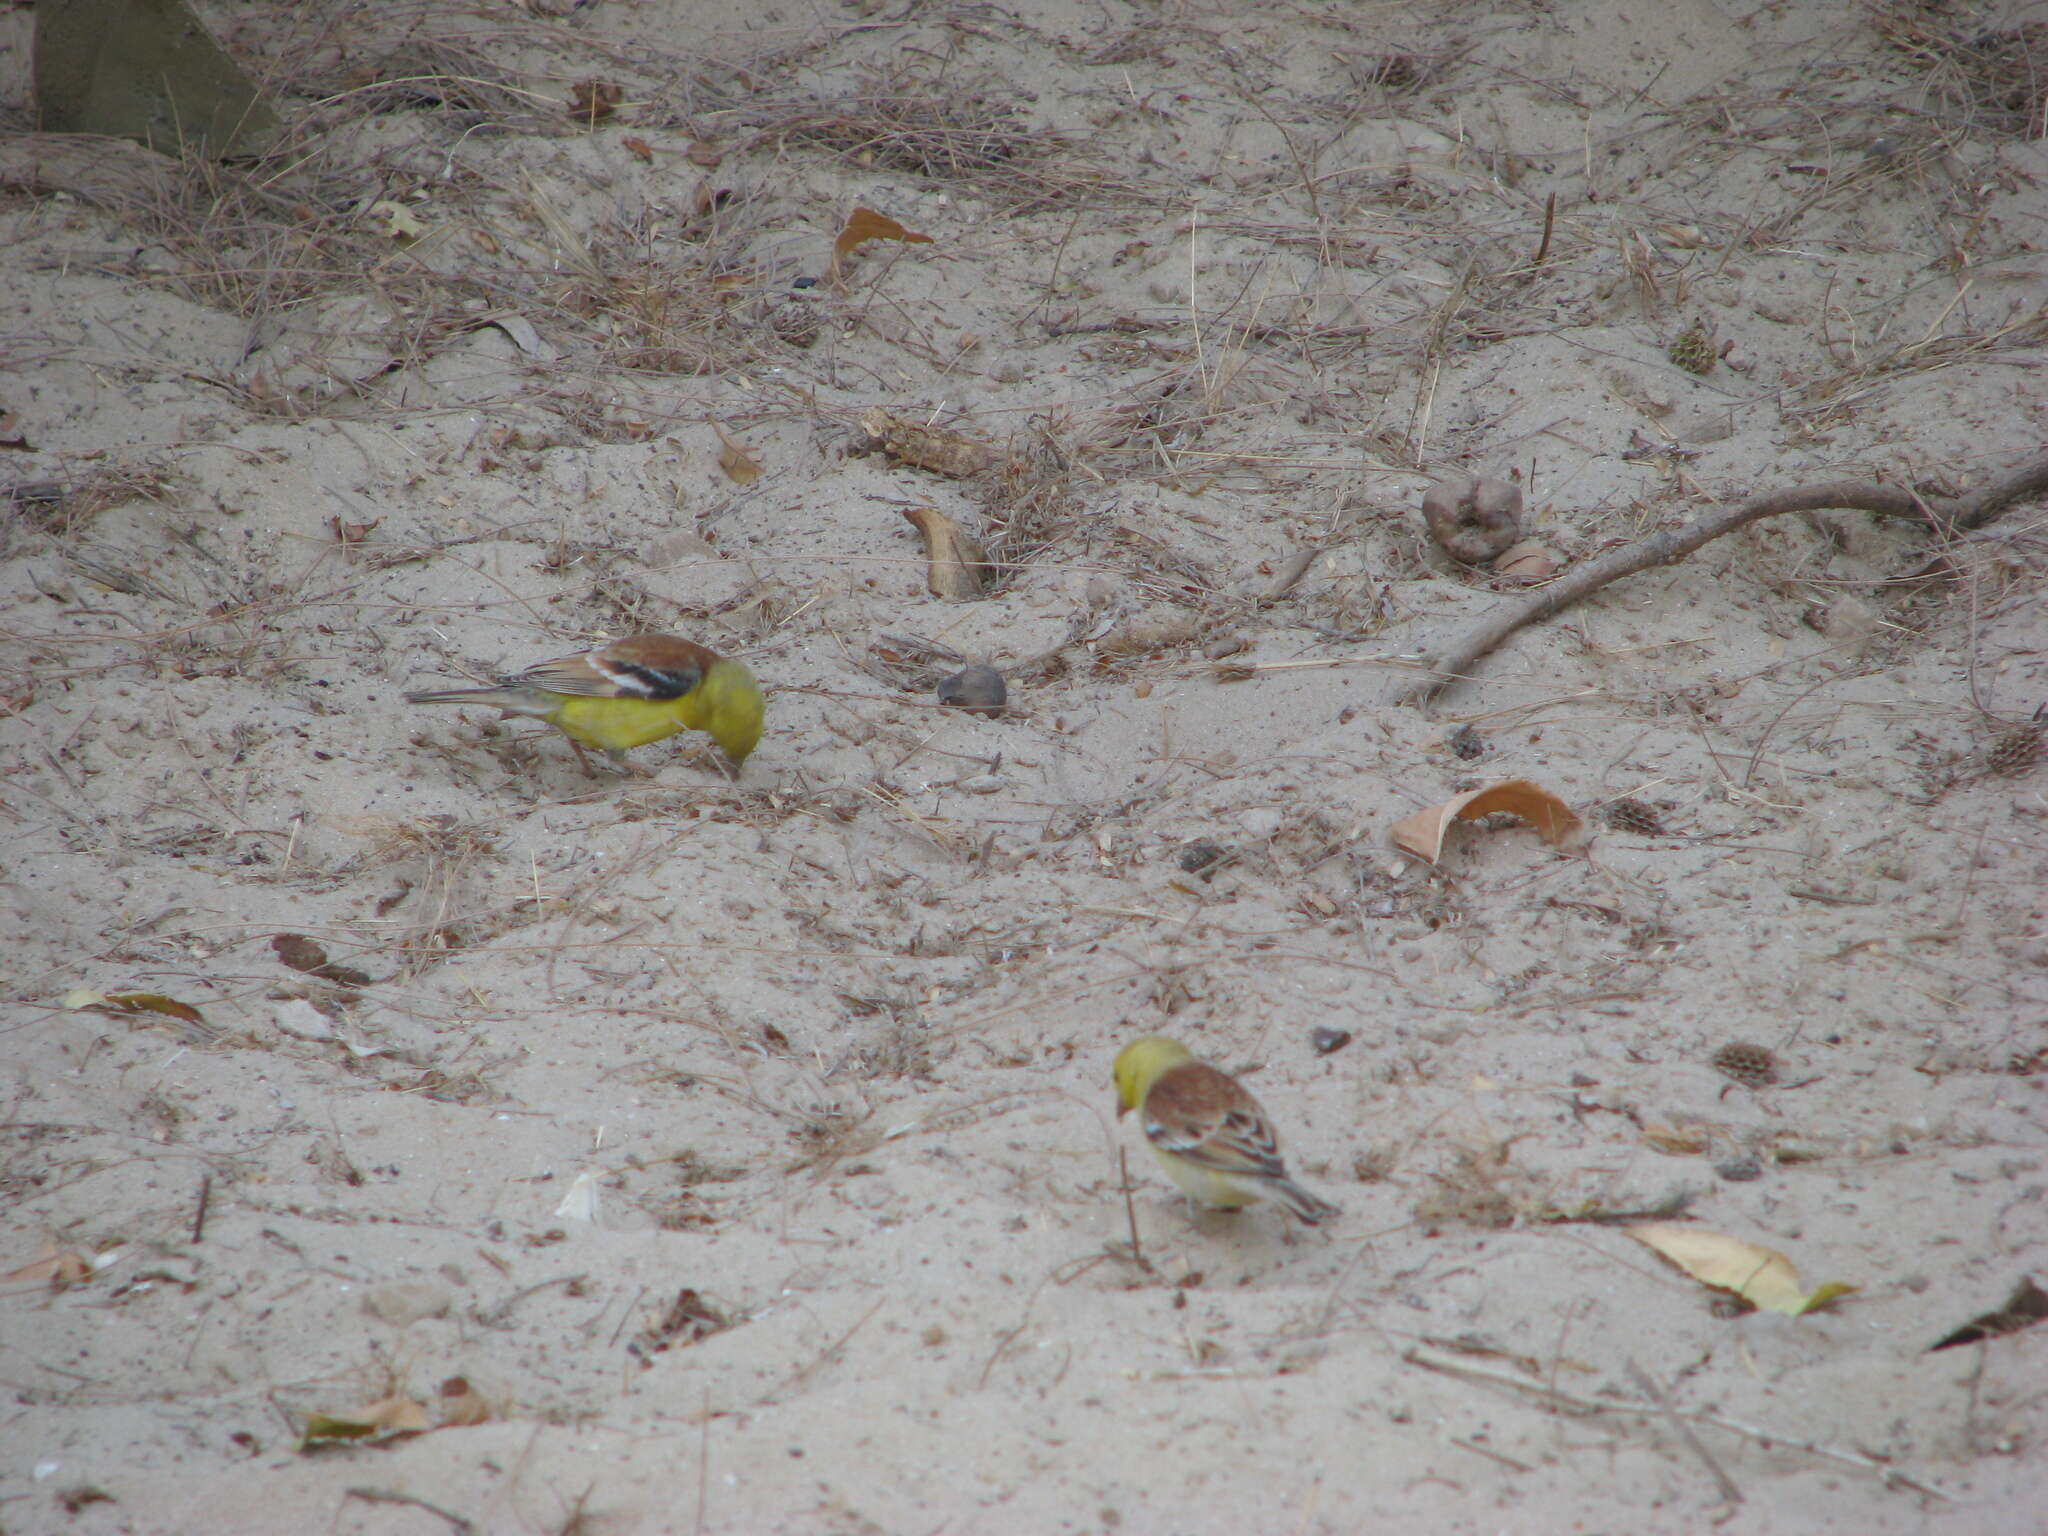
[1113,1035,1340,1224]
[404,634,763,772]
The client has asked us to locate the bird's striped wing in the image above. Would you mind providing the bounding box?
[1142,1063,1290,1180]
[510,636,715,701]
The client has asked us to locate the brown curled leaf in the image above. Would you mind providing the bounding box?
[437,1375,493,1427]
[712,424,762,485]
[5,1242,95,1290]
[1391,779,1586,864]
[832,207,933,278]
[568,79,622,123]
[271,934,375,989]
[901,506,989,599]
[1928,1276,2048,1351]
[64,989,206,1026]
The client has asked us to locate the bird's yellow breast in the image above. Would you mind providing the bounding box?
[546,694,698,752]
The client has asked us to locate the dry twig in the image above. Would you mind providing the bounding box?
[1405,1348,1948,1500]
[1398,453,2048,707]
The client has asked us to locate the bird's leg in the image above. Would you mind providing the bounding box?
[567,739,598,775]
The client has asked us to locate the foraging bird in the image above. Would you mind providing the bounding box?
[404,634,763,772]
[1113,1035,1340,1225]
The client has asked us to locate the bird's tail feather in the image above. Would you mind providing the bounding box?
[1272,1178,1341,1225]
[404,685,548,718]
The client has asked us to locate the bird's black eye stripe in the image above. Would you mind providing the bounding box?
[612,661,702,700]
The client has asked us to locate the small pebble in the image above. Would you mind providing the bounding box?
[1311,1027,1353,1056]
[1715,1157,1764,1182]
[936,664,1006,717]
[1178,840,1228,877]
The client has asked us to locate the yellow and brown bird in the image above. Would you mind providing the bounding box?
[1113,1035,1339,1224]
[404,634,763,772]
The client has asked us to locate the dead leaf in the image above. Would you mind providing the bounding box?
[901,506,989,599]
[1391,779,1586,864]
[832,206,934,278]
[63,989,206,1026]
[436,1375,492,1427]
[366,199,424,244]
[328,515,380,550]
[1098,614,1201,658]
[273,934,331,973]
[5,1242,94,1290]
[0,410,30,450]
[271,933,374,988]
[857,407,995,477]
[299,1394,432,1451]
[621,135,654,163]
[686,139,723,167]
[1493,539,1560,581]
[1929,1276,2048,1350]
[631,1287,731,1365]
[712,424,762,485]
[1627,1222,1856,1316]
[1640,1124,1710,1156]
[568,79,622,123]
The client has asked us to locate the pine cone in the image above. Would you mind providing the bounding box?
[1985,725,2041,776]
[1668,324,1717,375]
[1602,797,1665,836]
[1712,1042,1779,1088]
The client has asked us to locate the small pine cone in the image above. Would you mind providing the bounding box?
[1602,797,1665,836]
[1712,1042,1779,1089]
[1668,324,1717,375]
[767,300,821,348]
[1984,725,2041,776]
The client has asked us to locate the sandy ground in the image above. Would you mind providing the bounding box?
[4,0,2048,1531]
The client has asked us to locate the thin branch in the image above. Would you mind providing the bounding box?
[1403,1348,1949,1500]
[345,1487,475,1535]
[1397,453,2048,708]
[1627,1357,1744,1511]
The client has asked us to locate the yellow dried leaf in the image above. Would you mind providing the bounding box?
[1627,1222,1856,1315]
[299,1394,432,1451]
[1391,779,1586,864]
[901,506,989,600]
[712,424,762,485]
[832,206,934,276]
[367,199,424,243]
